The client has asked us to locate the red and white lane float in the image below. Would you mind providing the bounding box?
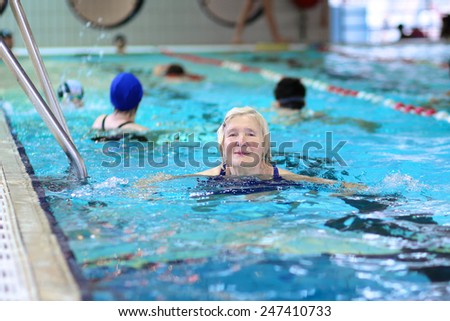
[162,50,450,123]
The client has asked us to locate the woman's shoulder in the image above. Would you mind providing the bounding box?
[92,114,107,129]
[195,165,222,176]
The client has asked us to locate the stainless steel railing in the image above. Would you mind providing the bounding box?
[0,0,87,179]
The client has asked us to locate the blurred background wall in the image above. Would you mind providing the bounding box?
[0,0,328,48]
[1,0,449,49]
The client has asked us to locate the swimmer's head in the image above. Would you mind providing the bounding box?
[114,34,127,54]
[0,28,12,38]
[165,64,185,76]
[0,28,13,49]
[110,72,143,112]
[217,106,271,163]
[57,79,84,107]
[274,77,306,110]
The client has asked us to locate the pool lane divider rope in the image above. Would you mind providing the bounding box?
[162,50,450,124]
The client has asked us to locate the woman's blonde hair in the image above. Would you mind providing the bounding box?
[217,106,271,163]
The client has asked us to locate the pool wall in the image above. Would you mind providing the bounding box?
[0,0,328,48]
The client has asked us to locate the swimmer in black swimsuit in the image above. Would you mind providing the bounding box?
[195,106,363,190]
[92,72,148,132]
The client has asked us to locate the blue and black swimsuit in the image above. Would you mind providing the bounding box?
[91,115,147,142]
[190,163,286,197]
[219,163,282,181]
[101,115,134,131]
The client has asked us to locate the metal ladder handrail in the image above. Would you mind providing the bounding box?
[10,0,71,135]
[0,0,87,179]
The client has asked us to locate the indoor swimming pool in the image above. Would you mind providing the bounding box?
[1,43,449,300]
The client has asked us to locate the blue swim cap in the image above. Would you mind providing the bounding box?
[110,73,143,111]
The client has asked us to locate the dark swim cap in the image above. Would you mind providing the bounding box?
[0,28,12,38]
[110,73,143,111]
[274,77,306,110]
[165,64,185,76]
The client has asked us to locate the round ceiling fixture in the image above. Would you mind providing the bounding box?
[68,0,144,29]
[0,0,8,15]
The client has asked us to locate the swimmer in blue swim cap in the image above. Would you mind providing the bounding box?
[92,72,149,132]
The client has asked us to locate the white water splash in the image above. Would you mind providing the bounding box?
[70,177,129,198]
[94,177,129,189]
[379,172,428,193]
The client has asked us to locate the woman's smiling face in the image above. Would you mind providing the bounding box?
[223,115,265,168]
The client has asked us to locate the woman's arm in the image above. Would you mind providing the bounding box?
[278,168,366,191]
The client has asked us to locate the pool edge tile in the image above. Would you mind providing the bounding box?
[0,109,81,300]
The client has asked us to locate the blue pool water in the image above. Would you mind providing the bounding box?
[1,44,450,300]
